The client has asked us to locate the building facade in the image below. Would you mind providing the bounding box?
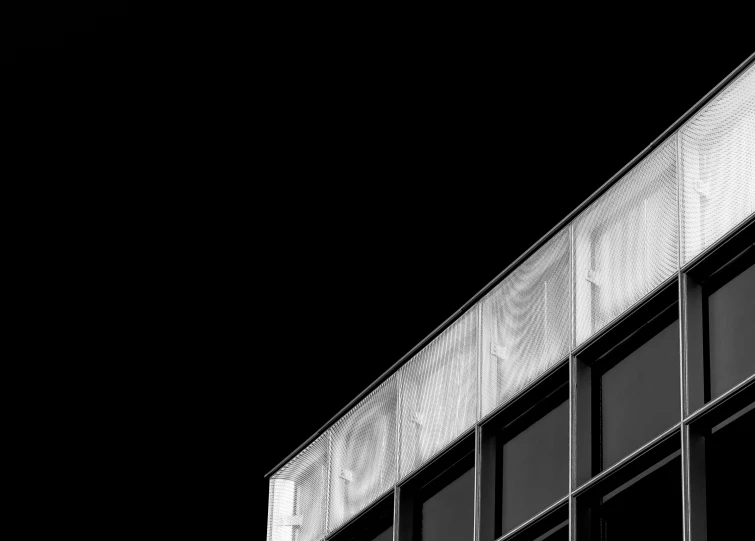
[266,55,755,541]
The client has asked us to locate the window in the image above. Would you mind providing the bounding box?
[705,250,755,400]
[328,494,394,541]
[704,406,755,539]
[576,432,682,541]
[397,434,475,541]
[576,282,680,482]
[480,363,569,540]
[593,455,682,541]
[420,464,474,541]
[685,219,755,412]
[599,317,679,469]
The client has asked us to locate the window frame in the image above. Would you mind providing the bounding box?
[683,215,755,412]
[395,432,476,541]
[479,361,569,541]
[574,279,680,484]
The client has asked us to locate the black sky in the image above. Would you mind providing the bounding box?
[254,28,751,537]
[256,36,753,473]
[4,5,752,536]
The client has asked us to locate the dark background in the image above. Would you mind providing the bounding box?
[4,4,752,536]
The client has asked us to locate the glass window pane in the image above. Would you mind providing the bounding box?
[421,466,474,541]
[540,527,568,541]
[708,262,755,400]
[599,456,682,541]
[371,526,393,541]
[706,407,755,539]
[601,320,680,470]
[501,400,569,534]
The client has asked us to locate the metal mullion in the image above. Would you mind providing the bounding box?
[677,121,693,541]
[473,425,482,541]
[680,272,692,541]
[569,352,577,541]
[569,221,577,541]
[392,484,400,541]
[474,302,482,541]
[393,368,403,541]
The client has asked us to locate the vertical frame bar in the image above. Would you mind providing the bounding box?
[676,127,691,541]
[474,303,483,541]
[326,430,332,537]
[473,425,481,541]
[568,352,577,541]
[393,369,403,541]
[679,274,692,541]
[569,222,576,541]
[392,485,400,541]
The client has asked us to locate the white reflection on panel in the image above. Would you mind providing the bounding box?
[574,137,678,345]
[267,434,329,541]
[681,63,755,264]
[480,229,571,418]
[399,308,478,479]
[328,376,397,533]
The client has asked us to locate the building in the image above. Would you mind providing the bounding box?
[265,54,755,541]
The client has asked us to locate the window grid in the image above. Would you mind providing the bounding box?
[266,56,755,541]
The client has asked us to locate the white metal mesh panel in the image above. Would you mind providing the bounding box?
[480,229,571,418]
[574,137,678,346]
[398,307,479,479]
[328,375,398,533]
[267,434,329,541]
[681,63,755,265]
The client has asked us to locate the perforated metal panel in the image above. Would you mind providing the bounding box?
[681,63,755,265]
[480,229,571,418]
[328,375,398,533]
[574,137,678,346]
[267,434,329,541]
[398,308,479,479]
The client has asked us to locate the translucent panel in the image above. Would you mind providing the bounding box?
[481,229,571,417]
[399,308,478,479]
[328,376,398,533]
[574,138,678,345]
[681,64,755,265]
[267,434,329,541]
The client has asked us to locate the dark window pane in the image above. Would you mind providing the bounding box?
[422,466,474,541]
[708,262,755,400]
[599,456,682,541]
[501,400,569,534]
[706,406,755,539]
[601,320,680,469]
[538,526,568,541]
[371,526,392,541]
